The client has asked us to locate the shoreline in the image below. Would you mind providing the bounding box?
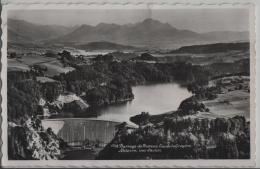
[43,76,250,125]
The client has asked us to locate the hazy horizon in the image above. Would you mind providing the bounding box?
[8,8,249,33]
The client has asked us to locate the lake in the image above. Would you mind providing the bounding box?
[94,83,192,124]
[42,82,191,144]
[65,48,135,57]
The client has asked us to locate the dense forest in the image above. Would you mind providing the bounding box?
[98,114,250,159]
[170,42,249,54]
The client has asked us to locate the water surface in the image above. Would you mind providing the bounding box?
[95,83,191,123]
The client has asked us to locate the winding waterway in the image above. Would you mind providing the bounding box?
[95,82,192,124]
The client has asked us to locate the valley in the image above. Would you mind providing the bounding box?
[7,17,251,160]
[7,40,250,160]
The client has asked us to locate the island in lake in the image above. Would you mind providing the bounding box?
[7,9,251,160]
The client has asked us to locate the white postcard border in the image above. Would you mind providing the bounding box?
[0,0,257,167]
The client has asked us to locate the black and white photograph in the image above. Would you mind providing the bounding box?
[0,1,257,167]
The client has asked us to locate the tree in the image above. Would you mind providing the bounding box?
[130,112,150,126]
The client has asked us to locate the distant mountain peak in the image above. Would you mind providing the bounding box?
[96,22,119,27]
[142,18,159,24]
[140,18,169,26]
[137,18,175,31]
[79,24,93,29]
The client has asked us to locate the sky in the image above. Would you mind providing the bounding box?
[8,8,249,33]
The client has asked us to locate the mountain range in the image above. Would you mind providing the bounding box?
[8,18,249,49]
[8,19,77,43]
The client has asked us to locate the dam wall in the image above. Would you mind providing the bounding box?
[42,118,120,145]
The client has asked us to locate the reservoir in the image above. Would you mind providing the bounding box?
[95,82,192,124]
[43,83,191,145]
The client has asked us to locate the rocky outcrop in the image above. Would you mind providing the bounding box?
[37,93,90,117]
[8,118,62,160]
[63,100,89,113]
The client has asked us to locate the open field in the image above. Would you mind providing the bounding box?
[203,90,249,119]
[202,74,250,121]
[16,54,57,65]
[38,60,75,77]
[8,52,75,77]
[8,58,30,72]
